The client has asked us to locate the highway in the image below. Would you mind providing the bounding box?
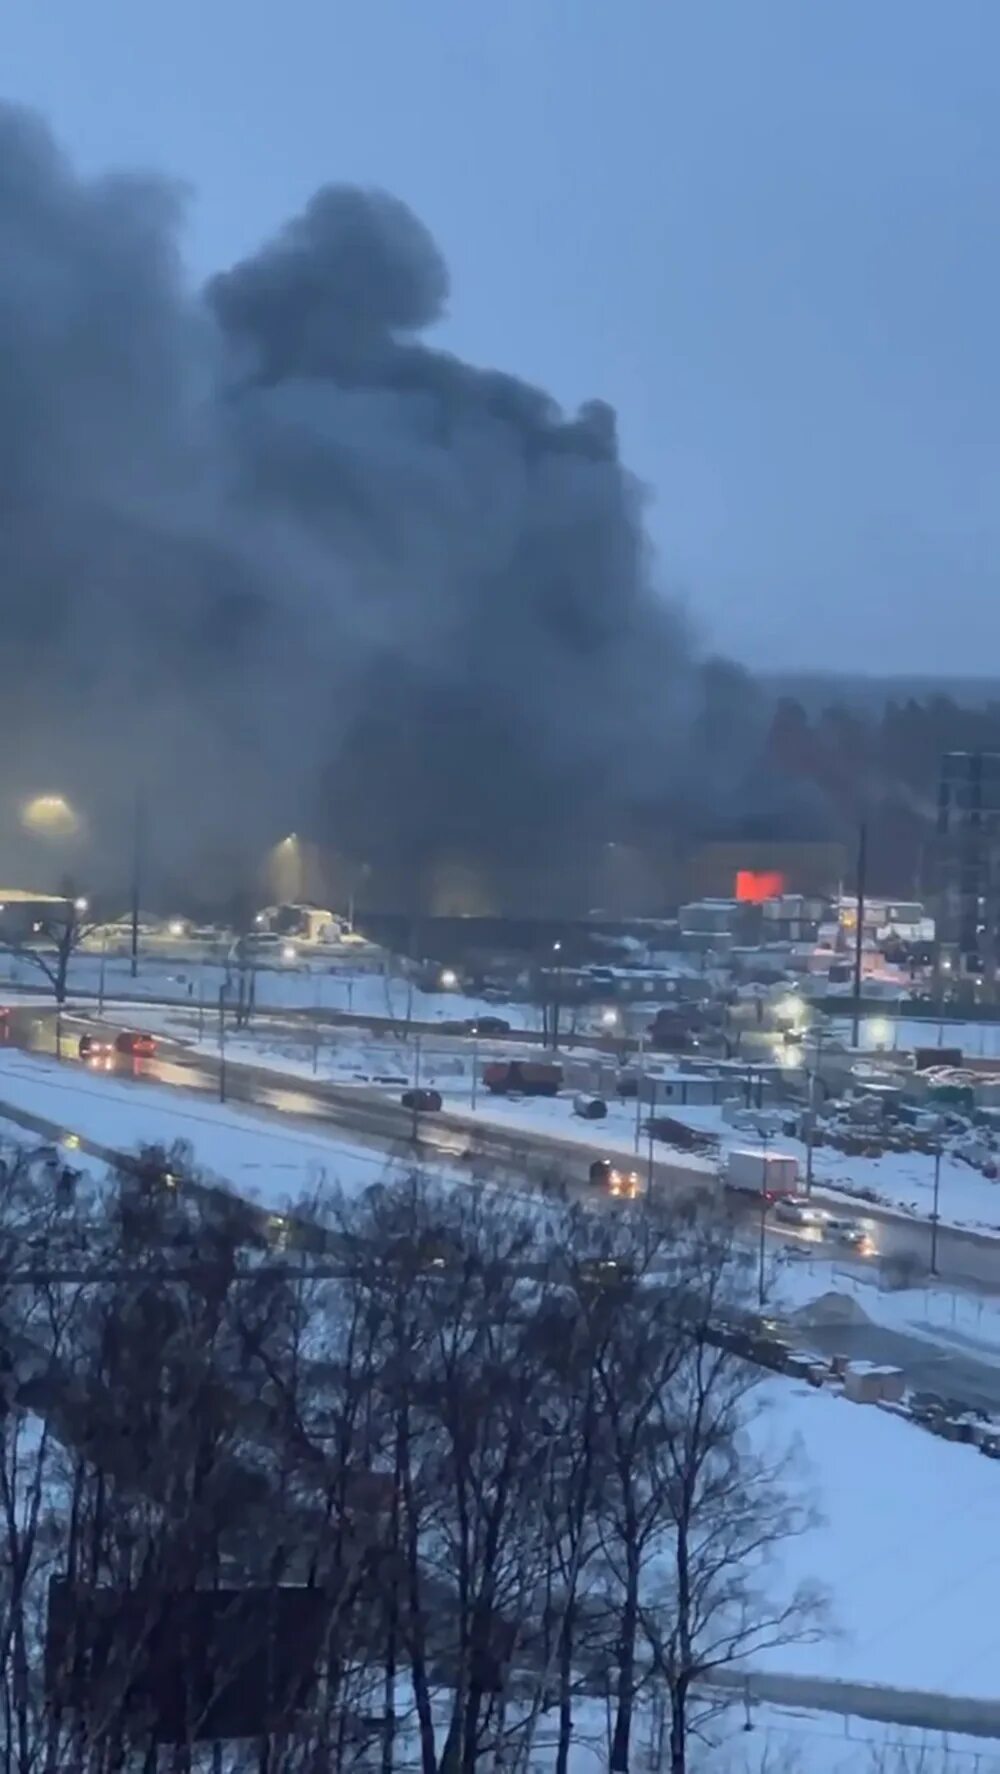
[8,1010,1000,1420]
[6,1004,1000,1297]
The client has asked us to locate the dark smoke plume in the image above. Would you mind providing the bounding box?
[0,103,813,912]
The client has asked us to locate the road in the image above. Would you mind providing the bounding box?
[793,1317,1000,1415]
[11,1009,1000,1422]
[7,1005,1000,1296]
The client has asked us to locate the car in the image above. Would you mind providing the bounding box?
[463,1016,511,1036]
[588,1158,640,1198]
[577,1257,636,1289]
[400,1087,443,1113]
[825,1216,876,1254]
[78,1033,113,1062]
[773,1196,829,1228]
[114,1030,156,1058]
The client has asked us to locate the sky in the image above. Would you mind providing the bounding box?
[1,0,999,676]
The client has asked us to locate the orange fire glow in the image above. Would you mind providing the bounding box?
[735,869,786,903]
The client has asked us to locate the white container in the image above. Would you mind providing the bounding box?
[725,1148,799,1196]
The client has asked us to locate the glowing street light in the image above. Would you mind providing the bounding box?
[73,897,89,914]
[21,794,81,838]
[440,968,458,990]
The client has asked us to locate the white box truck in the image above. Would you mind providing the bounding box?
[725,1149,799,1199]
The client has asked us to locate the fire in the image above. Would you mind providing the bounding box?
[735,869,786,903]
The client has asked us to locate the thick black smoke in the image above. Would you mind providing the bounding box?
[0,103,812,912]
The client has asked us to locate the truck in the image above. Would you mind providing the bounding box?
[482,1060,562,1097]
[724,1148,798,1200]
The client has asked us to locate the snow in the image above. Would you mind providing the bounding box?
[0,946,547,1029]
[774,1250,1000,1366]
[755,1378,1000,1699]
[836,1013,1000,1062]
[0,1049,429,1210]
[690,1705,1000,1771]
[561,1692,1000,1771]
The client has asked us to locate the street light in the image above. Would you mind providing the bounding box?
[930,1144,942,1276]
[21,794,81,837]
[757,1128,774,1307]
[73,897,88,915]
[551,940,563,1049]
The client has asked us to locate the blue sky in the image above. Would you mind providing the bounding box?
[2,0,999,675]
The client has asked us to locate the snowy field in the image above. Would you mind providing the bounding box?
[690,1705,1000,1772]
[535,1692,1000,1771]
[0,945,547,1027]
[0,1048,428,1211]
[774,1248,1000,1358]
[754,1378,1000,1700]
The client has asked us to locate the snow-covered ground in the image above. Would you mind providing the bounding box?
[0,946,547,1028]
[563,1692,1000,1771]
[0,1048,426,1211]
[754,1378,1000,1699]
[773,1248,1000,1356]
[836,1012,1000,1061]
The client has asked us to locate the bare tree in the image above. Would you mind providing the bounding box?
[0,891,99,1006]
[634,1234,826,1774]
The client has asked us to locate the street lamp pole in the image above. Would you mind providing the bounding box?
[410,1035,423,1144]
[758,1128,774,1307]
[130,786,145,981]
[930,1144,942,1276]
[97,933,108,1017]
[804,1028,828,1197]
[634,1031,645,1156]
[218,979,226,1099]
[551,941,563,1050]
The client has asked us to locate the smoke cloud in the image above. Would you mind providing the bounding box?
[0,102,809,913]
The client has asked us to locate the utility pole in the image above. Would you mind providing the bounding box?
[410,1035,422,1143]
[930,1144,942,1276]
[804,1026,829,1196]
[130,785,145,981]
[551,940,563,1050]
[757,1127,774,1307]
[851,820,868,1048]
[97,933,108,1016]
[634,1031,645,1155]
[218,986,227,1104]
[470,1037,478,1112]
